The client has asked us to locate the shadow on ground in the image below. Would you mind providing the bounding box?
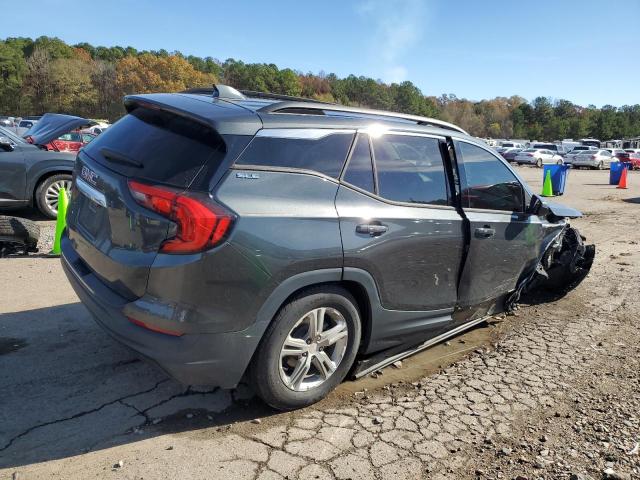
[0,302,277,469]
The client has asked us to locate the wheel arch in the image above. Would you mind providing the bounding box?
[30,168,73,204]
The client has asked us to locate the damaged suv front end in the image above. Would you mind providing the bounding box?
[506,196,596,310]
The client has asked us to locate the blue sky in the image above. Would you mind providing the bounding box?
[5,0,640,107]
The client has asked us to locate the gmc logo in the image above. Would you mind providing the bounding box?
[81,166,98,186]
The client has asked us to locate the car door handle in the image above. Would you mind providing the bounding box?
[356,224,388,236]
[475,226,495,239]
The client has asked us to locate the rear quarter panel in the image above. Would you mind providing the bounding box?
[144,169,344,334]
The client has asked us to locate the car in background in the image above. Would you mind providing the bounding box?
[514,148,564,167]
[501,147,523,162]
[604,148,629,161]
[0,116,15,128]
[624,148,640,154]
[15,119,38,136]
[531,143,564,155]
[572,149,615,169]
[81,122,110,135]
[0,124,77,218]
[500,141,525,149]
[564,146,597,165]
[620,152,640,170]
[44,131,97,152]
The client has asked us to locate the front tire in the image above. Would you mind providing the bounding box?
[536,158,543,168]
[597,161,604,170]
[35,174,72,219]
[249,286,361,410]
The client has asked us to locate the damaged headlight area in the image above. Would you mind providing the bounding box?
[506,225,595,311]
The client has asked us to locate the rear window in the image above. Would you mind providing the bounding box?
[235,129,355,178]
[83,107,226,190]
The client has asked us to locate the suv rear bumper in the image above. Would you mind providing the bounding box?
[60,234,262,389]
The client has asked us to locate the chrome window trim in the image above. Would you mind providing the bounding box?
[255,128,356,140]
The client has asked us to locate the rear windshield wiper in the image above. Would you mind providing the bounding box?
[100,147,143,168]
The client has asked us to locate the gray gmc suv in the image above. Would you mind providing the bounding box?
[61,85,593,410]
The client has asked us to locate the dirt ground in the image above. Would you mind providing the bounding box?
[1,166,639,480]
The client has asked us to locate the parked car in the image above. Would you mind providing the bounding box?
[59,84,593,410]
[0,124,77,218]
[624,148,640,154]
[621,152,640,170]
[514,148,564,167]
[604,148,629,161]
[531,143,569,157]
[81,123,110,135]
[15,119,38,136]
[500,141,524,149]
[572,149,615,169]
[564,146,597,164]
[501,147,523,162]
[0,116,14,128]
[44,131,97,152]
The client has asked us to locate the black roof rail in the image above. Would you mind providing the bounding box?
[239,90,335,105]
[257,101,468,135]
[181,84,246,100]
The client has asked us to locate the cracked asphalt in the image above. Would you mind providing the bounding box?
[1,168,639,479]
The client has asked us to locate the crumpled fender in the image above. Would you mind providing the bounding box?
[505,222,595,310]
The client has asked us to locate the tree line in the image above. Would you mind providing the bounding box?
[2,36,640,141]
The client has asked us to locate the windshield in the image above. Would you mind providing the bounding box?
[0,126,26,144]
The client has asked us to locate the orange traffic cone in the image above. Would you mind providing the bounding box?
[617,166,628,189]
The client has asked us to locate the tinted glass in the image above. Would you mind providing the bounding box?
[83,107,226,190]
[373,134,448,206]
[343,134,375,193]
[456,141,524,212]
[236,131,354,178]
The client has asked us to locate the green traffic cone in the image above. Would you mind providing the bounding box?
[51,187,69,255]
[541,169,554,197]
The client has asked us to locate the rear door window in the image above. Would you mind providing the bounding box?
[342,133,375,194]
[372,134,449,206]
[82,107,226,190]
[455,141,524,212]
[235,129,355,178]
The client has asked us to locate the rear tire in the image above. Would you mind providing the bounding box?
[249,285,361,411]
[597,161,604,170]
[35,174,72,219]
[0,216,40,256]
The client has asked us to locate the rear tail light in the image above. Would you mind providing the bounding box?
[591,155,597,159]
[128,180,234,254]
[525,153,533,157]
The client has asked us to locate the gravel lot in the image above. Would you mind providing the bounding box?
[1,167,639,480]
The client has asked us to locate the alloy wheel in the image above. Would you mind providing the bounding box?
[45,179,72,215]
[279,307,349,392]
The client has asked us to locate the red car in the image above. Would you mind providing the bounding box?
[44,131,96,152]
[622,152,640,170]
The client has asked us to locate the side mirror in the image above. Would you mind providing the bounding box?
[528,194,550,217]
[0,137,15,152]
